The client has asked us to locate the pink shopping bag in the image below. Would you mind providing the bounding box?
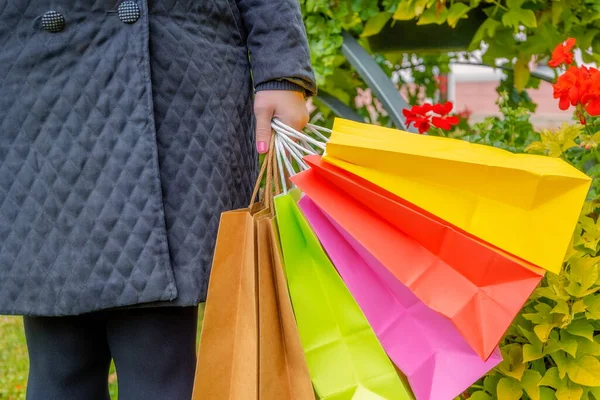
[298,196,502,400]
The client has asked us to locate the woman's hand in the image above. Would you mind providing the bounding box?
[254,90,309,154]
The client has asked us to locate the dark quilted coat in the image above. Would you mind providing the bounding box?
[0,0,316,316]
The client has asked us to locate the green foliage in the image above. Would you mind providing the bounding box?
[300,0,599,103]
[0,317,28,400]
[525,115,600,201]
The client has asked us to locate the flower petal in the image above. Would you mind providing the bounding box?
[431,116,451,130]
[417,120,430,134]
[565,37,576,51]
[432,101,453,116]
[445,116,460,125]
[559,96,571,110]
[586,97,600,116]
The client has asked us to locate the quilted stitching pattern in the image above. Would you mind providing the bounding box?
[0,0,179,316]
[236,0,317,95]
[147,0,257,308]
[0,0,315,316]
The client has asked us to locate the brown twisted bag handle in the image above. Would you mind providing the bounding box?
[249,137,276,212]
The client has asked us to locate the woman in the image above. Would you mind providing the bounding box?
[0,1,316,399]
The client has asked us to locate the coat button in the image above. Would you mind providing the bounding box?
[118,1,141,24]
[41,11,66,33]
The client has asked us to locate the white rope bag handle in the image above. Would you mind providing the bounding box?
[271,119,330,193]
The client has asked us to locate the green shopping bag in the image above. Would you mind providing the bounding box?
[274,189,414,400]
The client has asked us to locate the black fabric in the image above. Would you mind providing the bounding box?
[23,306,198,400]
[236,0,317,96]
[0,0,316,316]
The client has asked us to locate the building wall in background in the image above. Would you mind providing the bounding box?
[451,65,572,129]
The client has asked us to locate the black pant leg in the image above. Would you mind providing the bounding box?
[106,306,198,400]
[23,314,112,400]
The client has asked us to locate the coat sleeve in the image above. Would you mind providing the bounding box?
[236,0,317,96]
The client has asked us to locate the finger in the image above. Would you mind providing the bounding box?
[255,106,274,154]
[279,107,309,133]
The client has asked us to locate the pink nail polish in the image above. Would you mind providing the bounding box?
[257,141,268,153]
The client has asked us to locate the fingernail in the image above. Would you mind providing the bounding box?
[257,141,268,153]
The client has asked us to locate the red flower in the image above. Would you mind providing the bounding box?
[403,103,433,134]
[548,38,576,68]
[580,67,600,116]
[403,101,459,133]
[553,65,600,117]
[553,66,585,110]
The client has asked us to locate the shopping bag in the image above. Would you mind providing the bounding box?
[256,214,315,400]
[193,148,314,400]
[298,196,502,400]
[193,207,259,399]
[274,189,414,400]
[291,156,544,360]
[323,118,591,275]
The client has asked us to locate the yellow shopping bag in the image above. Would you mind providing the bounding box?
[323,119,591,275]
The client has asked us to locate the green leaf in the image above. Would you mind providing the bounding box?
[552,300,571,315]
[392,1,416,20]
[539,367,561,389]
[361,12,392,37]
[519,325,542,345]
[469,18,501,50]
[526,141,547,154]
[470,392,493,400]
[567,320,595,342]
[484,374,501,397]
[553,351,569,379]
[575,28,599,50]
[513,57,531,92]
[506,0,525,8]
[552,0,565,26]
[588,387,600,400]
[498,344,526,380]
[566,355,600,386]
[521,370,542,400]
[413,0,433,16]
[572,299,588,315]
[556,380,584,400]
[534,323,556,343]
[577,335,600,356]
[560,338,579,358]
[523,303,553,324]
[417,5,448,25]
[566,256,599,297]
[447,3,470,27]
[523,343,545,362]
[585,295,600,320]
[540,387,557,400]
[502,9,537,29]
[497,377,523,400]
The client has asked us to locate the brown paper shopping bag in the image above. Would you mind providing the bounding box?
[193,207,259,399]
[193,143,313,400]
[257,214,314,400]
